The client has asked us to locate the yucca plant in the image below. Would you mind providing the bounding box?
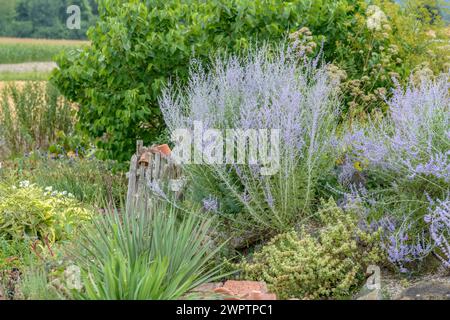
[71,199,225,300]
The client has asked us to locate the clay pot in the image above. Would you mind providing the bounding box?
[151,144,171,156]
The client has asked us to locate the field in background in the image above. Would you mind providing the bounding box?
[0,37,89,64]
[0,71,51,81]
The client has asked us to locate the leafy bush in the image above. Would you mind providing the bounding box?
[161,46,340,240]
[238,198,382,299]
[52,0,375,161]
[339,72,449,271]
[0,234,78,300]
[16,267,63,300]
[0,235,31,273]
[53,0,449,160]
[72,200,224,300]
[0,181,92,243]
[289,0,449,115]
[0,81,76,159]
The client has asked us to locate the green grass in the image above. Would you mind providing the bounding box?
[0,39,88,64]
[0,71,50,81]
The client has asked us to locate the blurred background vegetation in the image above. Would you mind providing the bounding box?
[0,0,98,40]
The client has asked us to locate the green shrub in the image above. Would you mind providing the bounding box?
[52,0,372,161]
[0,236,31,272]
[72,200,225,300]
[53,0,449,161]
[16,267,63,300]
[0,181,92,243]
[239,198,383,299]
[289,0,449,116]
[0,235,78,300]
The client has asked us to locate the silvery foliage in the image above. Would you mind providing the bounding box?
[160,46,340,232]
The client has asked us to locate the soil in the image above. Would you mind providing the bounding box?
[381,266,450,300]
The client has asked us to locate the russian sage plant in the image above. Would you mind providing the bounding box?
[339,72,449,270]
[160,46,340,237]
[425,194,450,268]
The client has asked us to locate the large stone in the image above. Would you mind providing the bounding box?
[222,280,268,294]
[398,280,450,300]
[356,288,382,300]
[190,282,224,293]
[214,280,277,300]
[190,280,277,300]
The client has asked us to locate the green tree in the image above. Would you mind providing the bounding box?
[0,0,18,36]
[2,0,97,39]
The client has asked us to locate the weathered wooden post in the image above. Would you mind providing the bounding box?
[125,140,184,214]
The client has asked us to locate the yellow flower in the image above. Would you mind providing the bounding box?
[67,151,76,158]
[353,161,363,172]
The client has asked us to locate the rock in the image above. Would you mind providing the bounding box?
[229,231,263,249]
[191,280,277,300]
[398,281,450,300]
[214,280,277,300]
[356,288,382,300]
[241,291,277,300]
[222,280,268,294]
[355,264,382,300]
[64,265,83,291]
[191,282,224,293]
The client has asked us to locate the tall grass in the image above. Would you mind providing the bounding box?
[0,81,76,159]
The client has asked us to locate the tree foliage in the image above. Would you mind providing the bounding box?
[0,0,98,40]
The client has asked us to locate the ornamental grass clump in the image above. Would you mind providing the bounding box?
[160,46,341,239]
[238,198,382,300]
[71,200,224,300]
[339,72,449,271]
